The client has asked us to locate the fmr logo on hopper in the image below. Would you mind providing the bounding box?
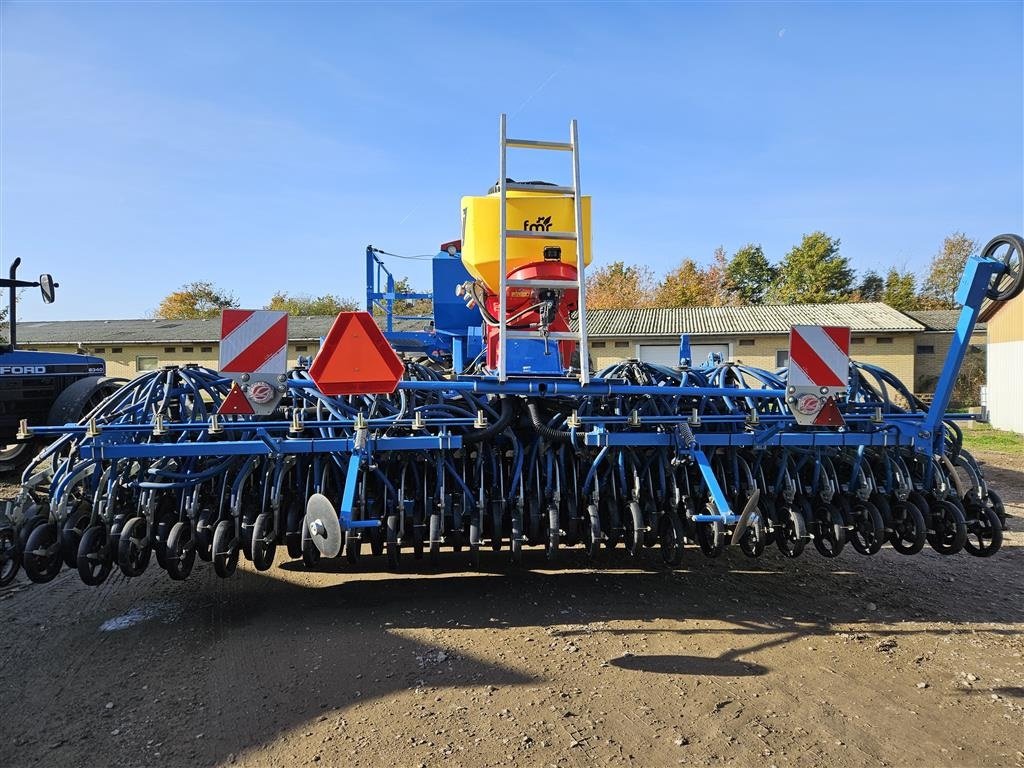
[523,216,553,232]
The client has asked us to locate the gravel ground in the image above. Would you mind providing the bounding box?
[0,450,1022,768]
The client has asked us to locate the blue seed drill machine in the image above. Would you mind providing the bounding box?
[1,114,1021,587]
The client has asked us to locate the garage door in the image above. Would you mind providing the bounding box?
[638,343,729,367]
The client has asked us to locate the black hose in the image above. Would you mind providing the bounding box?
[461,395,518,444]
[526,400,572,443]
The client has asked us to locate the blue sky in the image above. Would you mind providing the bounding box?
[2,1,1022,321]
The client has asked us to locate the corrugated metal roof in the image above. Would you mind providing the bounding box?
[581,302,924,337]
[18,315,429,345]
[16,302,931,345]
[904,309,985,332]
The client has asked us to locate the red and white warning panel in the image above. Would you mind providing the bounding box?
[219,309,289,374]
[786,325,851,426]
[218,310,289,416]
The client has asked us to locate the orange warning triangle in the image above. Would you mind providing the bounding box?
[309,312,404,396]
[813,396,845,427]
[218,382,255,415]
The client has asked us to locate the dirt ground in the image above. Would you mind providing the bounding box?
[1,450,1022,768]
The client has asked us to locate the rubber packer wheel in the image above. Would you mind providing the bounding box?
[250,513,276,572]
[77,524,113,586]
[212,519,239,577]
[165,521,196,580]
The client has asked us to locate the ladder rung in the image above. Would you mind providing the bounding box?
[505,230,577,241]
[505,139,573,151]
[503,182,574,195]
[505,330,580,341]
[507,279,580,290]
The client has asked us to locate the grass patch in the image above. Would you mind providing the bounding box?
[961,423,1024,454]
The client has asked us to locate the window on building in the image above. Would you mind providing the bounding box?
[93,347,105,353]
[614,341,629,348]
[739,339,755,347]
[876,337,893,345]
[182,346,193,353]
[591,341,606,348]
[851,337,865,345]
[137,356,158,371]
[775,350,789,367]
[111,347,122,353]
[916,345,935,354]
[201,346,212,353]
[295,345,308,352]
[164,346,175,353]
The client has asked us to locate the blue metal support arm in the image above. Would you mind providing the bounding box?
[919,253,1003,453]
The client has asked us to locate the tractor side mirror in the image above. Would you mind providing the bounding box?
[39,274,56,304]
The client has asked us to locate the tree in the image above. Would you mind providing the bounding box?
[266,291,359,315]
[585,261,657,310]
[771,232,855,304]
[0,304,7,345]
[921,232,977,307]
[726,244,776,304]
[154,281,238,319]
[653,248,739,308]
[857,270,884,302]
[881,268,918,311]
[654,258,706,307]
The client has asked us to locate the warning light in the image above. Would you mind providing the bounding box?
[308,312,404,396]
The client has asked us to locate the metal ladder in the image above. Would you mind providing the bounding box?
[497,112,591,384]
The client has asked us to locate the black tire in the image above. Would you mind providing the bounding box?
[848,501,885,556]
[301,516,321,568]
[285,499,303,559]
[696,520,724,558]
[346,531,362,566]
[428,513,441,567]
[586,503,602,560]
[626,501,644,558]
[981,233,1024,302]
[987,489,1007,529]
[211,519,239,577]
[509,505,523,565]
[490,502,503,552]
[928,499,968,555]
[153,509,177,570]
[60,504,91,570]
[164,521,196,580]
[738,510,767,559]
[386,514,401,571]
[23,521,62,583]
[468,514,481,569]
[659,509,685,566]
[889,501,927,555]
[545,503,560,562]
[812,504,846,558]
[18,515,45,551]
[604,500,622,551]
[47,376,123,427]
[0,526,21,587]
[77,524,113,586]
[250,513,275,572]
[963,505,1003,557]
[775,506,807,559]
[194,508,217,562]
[117,517,151,577]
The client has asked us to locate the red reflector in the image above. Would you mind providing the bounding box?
[309,312,404,396]
[218,382,255,415]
